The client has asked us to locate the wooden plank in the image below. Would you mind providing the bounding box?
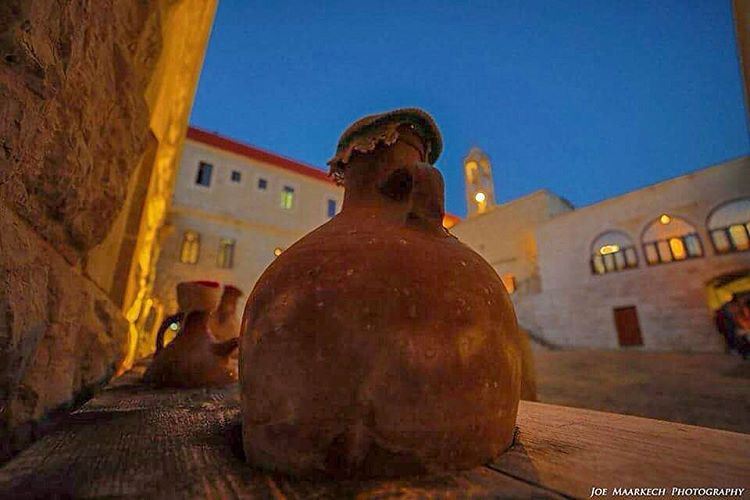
[490,401,750,498]
[0,366,558,499]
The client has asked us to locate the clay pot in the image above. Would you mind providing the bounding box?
[210,285,244,343]
[176,280,221,313]
[155,281,222,353]
[240,110,523,478]
[144,310,238,388]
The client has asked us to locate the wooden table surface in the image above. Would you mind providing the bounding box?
[1,364,748,499]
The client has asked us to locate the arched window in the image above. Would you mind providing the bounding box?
[179,231,200,264]
[707,198,750,254]
[642,215,702,265]
[590,231,638,275]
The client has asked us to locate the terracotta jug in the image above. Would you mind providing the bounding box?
[240,109,523,478]
[155,280,222,353]
[144,310,238,388]
[209,285,244,343]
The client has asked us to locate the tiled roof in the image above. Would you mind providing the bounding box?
[186,126,335,184]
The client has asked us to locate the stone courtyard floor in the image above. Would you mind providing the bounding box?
[533,350,750,434]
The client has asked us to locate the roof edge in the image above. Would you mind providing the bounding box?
[186,126,335,185]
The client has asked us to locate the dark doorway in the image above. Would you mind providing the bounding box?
[614,306,643,347]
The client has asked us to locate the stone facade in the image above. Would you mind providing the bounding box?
[0,0,215,460]
[150,129,462,351]
[452,156,750,351]
[451,190,573,299]
[149,129,345,350]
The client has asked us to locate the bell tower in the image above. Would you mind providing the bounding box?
[464,147,496,217]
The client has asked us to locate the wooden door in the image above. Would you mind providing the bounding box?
[613,306,643,346]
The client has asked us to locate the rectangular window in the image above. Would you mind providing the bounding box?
[729,224,750,251]
[711,229,731,253]
[590,245,638,275]
[592,255,606,274]
[258,178,268,190]
[656,241,673,263]
[624,248,638,267]
[281,186,295,210]
[669,238,686,260]
[614,251,626,270]
[684,234,703,257]
[217,238,235,269]
[180,231,200,264]
[230,170,242,183]
[195,162,213,187]
[644,243,659,265]
[644,233,703,265]
[603,253,616,272]
[327,199,337,217]
[711,224,750,254]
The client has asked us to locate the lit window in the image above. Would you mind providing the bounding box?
[230,170,241,183]
[708,199,750,254]
[180,231,200,264]
[195,162,213,187]
[281,186,295,210]
[217,238,235,269]
[684,234,703,257]
[728,225,750,250]
[590,231,638,275]
[258,178,267,190]
[642,215,702,265]
[669,238,686,260]
[711,229,731,253]
[327,199,337,218]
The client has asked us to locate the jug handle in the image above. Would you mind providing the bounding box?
[155,312,185,353]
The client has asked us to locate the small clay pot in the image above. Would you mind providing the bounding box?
[144,310,238,388]
[210,285,244,343]
[240,110,523,478]
[176,280,221,313]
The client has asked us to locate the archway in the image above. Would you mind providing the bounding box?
[706,198,750,254]
[641,214,703,265]
[590,230,638,274]
[706,269,750,311]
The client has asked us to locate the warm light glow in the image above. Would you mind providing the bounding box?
[169,322,180,331]
[599,244,620,255]
[475,192,486,203]
[669,237,686,260]
[442,214,459,229]
[274,247,283,256]
[465,161,478,171]
[659,214,671,225]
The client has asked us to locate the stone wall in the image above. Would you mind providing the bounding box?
[0,0,215,461]
[450,189,573,331]
[531,157,750,351]
[149,138,344,357]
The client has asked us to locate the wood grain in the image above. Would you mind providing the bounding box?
[0,367,557,499]
[490,401,750,498]
[1,364,746,498]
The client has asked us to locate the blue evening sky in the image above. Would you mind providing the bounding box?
[190,0,749,217]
